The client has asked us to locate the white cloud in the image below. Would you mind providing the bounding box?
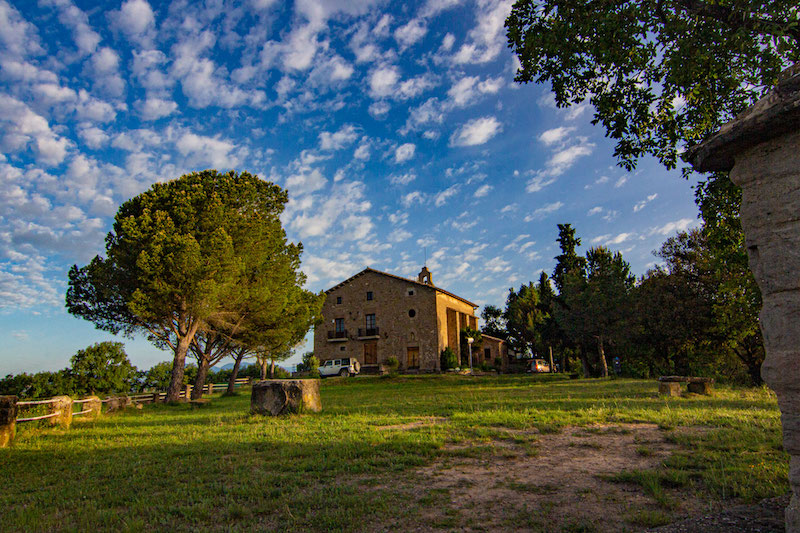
[0,2,45,59]
[587,206,603,216]
[0,95,71,166]
[402,190,425,207]
[319,125,359,150]
[353,140,371,160]
[525,175,555,193]
[452,0,512,64]
[615,175,629,188]
[77,125,109,149]
[390,172,416,186]
[388,228,412,242]
[369,65,400,98]
[449,116,501,147]
[633,193,658,212]
[447,75,504,107]
[397,74,437,99]
[394,18,427,49]
[137,97,178,120]
[175,132,238,168]
[524,201,563,221]
[108,0,155,46]
[474,184,492,197]
[368,101,390,119]
[539,126,576,146]
[434,185,458,207]
[40,0,101,56]
[394,143,416,163]
[652,218,695,236]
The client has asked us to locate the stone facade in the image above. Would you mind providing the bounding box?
[686,62,800,532]
[313,268,478,372]
[481,335,509,370]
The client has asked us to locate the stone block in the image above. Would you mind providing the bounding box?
[659,382,681,397]
[48,396,72,429]
[251,379,321,416]
[105,395,132,412]
[82,396,102,419]
[687,381,712,395]
[0,395,17,448]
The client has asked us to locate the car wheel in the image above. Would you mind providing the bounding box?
[340,369,350,377]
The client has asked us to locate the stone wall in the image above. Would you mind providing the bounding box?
[314,270,441,371]
[686,62,800,532]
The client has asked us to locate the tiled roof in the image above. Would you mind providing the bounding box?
[325,267,478,308]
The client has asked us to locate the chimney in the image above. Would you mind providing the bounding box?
[417,266,433,286]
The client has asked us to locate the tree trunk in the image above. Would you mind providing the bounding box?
[580,344,591,378]
[192,357,210,400]
[548,345,554,373]
[260,359,267,380]
[598,335,609,378]
[269,358,275,378]
[166,335,192,402]
[562,350,569,373]
[226,351,245,395]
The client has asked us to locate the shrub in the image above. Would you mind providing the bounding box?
[386,356,399,375]
[69,342,138,395]
[142,362,172,391]
[493,357,503,371]
[272,366,291,379]
[479,361,494,372]
[305,355,320,377]
[440,347,458,370]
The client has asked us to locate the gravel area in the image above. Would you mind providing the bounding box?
[648,494,790,533]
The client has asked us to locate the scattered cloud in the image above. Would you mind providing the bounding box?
[449,116,501,147]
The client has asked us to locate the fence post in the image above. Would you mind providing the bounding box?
[84,396,102,419]
[0,395,17,448]
[206,383,214,396]
[48,396,73,429]
[183,384,192,399]
[152,391,161,403]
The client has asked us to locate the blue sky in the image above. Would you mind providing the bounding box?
[0,0,701,375]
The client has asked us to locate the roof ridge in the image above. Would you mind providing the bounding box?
[325,267,478,308]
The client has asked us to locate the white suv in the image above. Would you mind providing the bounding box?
[319,357,361,377]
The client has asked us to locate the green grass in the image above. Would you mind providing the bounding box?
[0,375,788,531]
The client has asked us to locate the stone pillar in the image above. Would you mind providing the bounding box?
[686,63,800,532]
[48,396,73,429]
[251,379,322,416]
[83,396,102,420]
[0,396,17,448]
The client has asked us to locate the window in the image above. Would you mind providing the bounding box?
[364,342,377,365]
[323,360,333,367]
[366,291,373,301]
[408,289,414,296]
[484,348,491,361]
[335,318,345,332]
[336,296,342,304]
[365,314,376,329]
[408,309,416,318]
[340,346,345,352]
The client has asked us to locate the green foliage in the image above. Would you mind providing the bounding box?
[142,361,173,391]
[480,305,506,339]
[440,347,458,370]
[66,170,321,401]
[0,370,76,399]
[458,328,482,367]
[506,0,798,172]
[385,356,399,374]
[69,342,138,395]
[304,354,320,377]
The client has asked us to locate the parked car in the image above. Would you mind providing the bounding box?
[319,357,361,377]
[527,359,551,373]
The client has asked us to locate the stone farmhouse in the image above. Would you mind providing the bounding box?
[313,267,508,372]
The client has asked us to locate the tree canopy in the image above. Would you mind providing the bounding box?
[66,170,319,402]
[506,1,799,172]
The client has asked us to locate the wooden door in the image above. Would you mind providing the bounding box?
[364,342,377,365]
[407,347,420,369]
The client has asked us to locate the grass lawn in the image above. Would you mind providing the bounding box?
[0,375,787,532]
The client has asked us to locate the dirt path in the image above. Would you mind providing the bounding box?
[410,424,694,531]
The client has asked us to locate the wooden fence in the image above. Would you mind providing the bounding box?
[0,378,251,447]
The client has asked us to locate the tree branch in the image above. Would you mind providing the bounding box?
[676,0,800,44]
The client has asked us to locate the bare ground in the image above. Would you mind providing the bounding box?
[372,423,719,532]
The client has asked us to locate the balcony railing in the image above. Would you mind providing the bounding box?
[327,330,348,341]
[358,327,379,338]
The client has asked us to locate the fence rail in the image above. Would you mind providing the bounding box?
[5,378,251,434]
[17,411,61,423]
